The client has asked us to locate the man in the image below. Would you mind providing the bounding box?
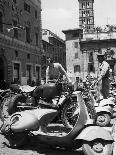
[96,53,110,99]
[46,58,72,84]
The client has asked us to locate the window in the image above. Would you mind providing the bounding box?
[13,20,18,39]
[35,10,37,19]
[35,33,38,46]
[88,64,95,73]
[36,66,40,83]
[24,2,30,13]
[27,54,30,59]
[15,50,18,57]
[27,65,31,84]
[74,65,80,73]
[26,26,31,43]
[75,52,78,59]
[13,63,20,83]
[12,0,16,3]
[0,12,3,32]
[89,52,93,62]
[74,42,78,48]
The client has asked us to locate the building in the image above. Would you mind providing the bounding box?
[78,0,94,32]
[0,0,42,86]
[62,28,83,82]
[63,0,116,82]
[63,28,116,81]
[42,29,66,79]
[81,32,116,78]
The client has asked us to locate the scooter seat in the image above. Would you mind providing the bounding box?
[20,85,36,93]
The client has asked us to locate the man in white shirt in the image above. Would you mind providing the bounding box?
[46,58,72,84]
[96,53,110,99]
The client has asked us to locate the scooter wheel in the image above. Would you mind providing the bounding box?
[61,97,79,129]
[8,94,27,115]
[96,113,111,127]
[82,140,113,155]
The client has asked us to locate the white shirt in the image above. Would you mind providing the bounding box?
[99,61,110,77]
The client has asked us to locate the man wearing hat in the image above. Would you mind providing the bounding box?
[96,53,110,99]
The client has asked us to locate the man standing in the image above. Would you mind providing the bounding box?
[46,58,72,84]
[96,53,110,99]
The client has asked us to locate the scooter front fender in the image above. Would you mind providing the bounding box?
[75,126,113,142]
[96,107,113,115]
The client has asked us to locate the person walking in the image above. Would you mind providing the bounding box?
[96,53,110,99]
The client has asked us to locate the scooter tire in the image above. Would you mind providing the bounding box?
[8,94,27,115]
[61,97,79,129]
[82,140,113,155]
[96,113,111,127]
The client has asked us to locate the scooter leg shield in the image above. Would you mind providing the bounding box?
[95,107,112,115]
[76,126,113,142]
[1,112,39,133]
[3,109,58,133]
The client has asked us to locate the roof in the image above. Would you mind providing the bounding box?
[62,28,83,34]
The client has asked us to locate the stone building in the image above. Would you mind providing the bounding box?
[81,32,116,79]
[63,28,116,81]
[63,0,116,82]
[62,28,83,83]
[0,0,42,86]
[42,29,66,79]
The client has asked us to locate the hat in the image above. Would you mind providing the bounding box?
[97,53,105,57]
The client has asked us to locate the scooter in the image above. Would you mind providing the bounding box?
[91,85,115,127]
[95,97,115,127]
[1,91,113,155]
[83,82,115,127]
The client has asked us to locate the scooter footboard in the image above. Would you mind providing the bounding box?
[76,126,113,142]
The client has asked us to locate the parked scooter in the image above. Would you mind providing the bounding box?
[1,91,113,155]
[95,97,115,127]
[0,84,36,120]
[83,81,115,127]
[2,79,78,129]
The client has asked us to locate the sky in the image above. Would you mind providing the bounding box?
[41,0,116,40]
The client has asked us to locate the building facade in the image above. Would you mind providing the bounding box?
[42,29,66,79]
[81,32,116,79]
[63,28,116,81]
[62,29,83,82]
[78,0,94,32]
[0,0,42,86]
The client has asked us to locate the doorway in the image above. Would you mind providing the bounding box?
[0,57,8,89]
[0,57,4,80]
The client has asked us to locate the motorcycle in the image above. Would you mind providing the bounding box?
[3,79,78,129]
[1,91,113,155]
[0,84,35,121]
